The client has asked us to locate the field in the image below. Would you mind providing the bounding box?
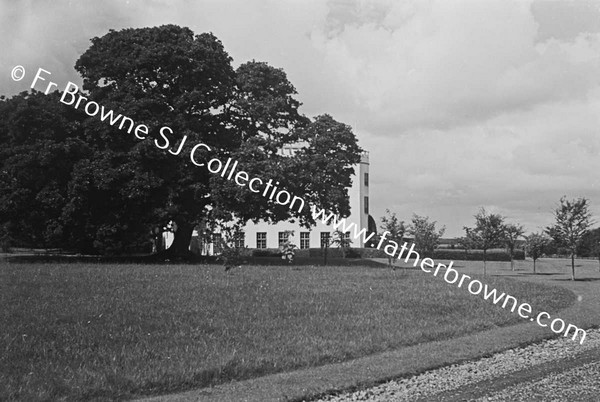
[0,261,575,401]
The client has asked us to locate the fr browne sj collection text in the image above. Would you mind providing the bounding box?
[15,66,306,213]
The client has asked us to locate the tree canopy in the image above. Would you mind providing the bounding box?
[525,232,550,274]
[503,223,525,271]
[546,196,593,280]
[407,214,445,257]
[464,208,505,275]
[0,25,362,256]
[380,209,405,267]
[0,91,88,250]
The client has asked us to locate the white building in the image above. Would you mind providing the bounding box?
[241,148,371,250]
[164,147,371,253]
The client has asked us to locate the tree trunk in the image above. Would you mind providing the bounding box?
[533,258,536,274]
[510,254,514,271]
[163,221,195,261]
[571,252,575,281]
[483,249,487,276]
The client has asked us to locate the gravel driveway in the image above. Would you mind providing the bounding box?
[315,328,600,401]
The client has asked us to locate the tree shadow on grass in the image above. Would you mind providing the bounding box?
[551,278,600,282]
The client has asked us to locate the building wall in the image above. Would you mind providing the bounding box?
[242,150,370,249]
[163,150,370,253]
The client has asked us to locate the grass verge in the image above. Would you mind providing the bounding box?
[0,262,575,401]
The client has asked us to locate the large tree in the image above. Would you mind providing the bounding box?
[0,91,88,250]
[464,208,505,275]
[1,25,362,257]
[546,196,593,280]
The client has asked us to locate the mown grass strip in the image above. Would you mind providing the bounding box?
[0,263,574,400]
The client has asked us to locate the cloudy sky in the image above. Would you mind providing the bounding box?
[2,0,600,237]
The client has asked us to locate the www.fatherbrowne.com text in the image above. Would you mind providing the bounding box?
[310,207,587,344]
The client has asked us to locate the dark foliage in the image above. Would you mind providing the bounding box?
[0,25,362,256]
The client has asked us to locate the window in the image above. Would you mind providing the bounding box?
[278,232,289,246]
[300,232,310,249]
[364,196,369,214]
[234,232,245,248]
[364,172,369,187]
[320,232,330,248]
[256,232,267,249]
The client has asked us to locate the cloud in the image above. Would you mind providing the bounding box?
[308,0,600,135]
[532,0,600,42]
[364,91,600,236]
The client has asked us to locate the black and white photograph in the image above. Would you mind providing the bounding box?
[1,1,600,400]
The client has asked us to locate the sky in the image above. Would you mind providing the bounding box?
[1,0,600,237]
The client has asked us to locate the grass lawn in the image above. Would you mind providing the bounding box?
[0,262,575,401]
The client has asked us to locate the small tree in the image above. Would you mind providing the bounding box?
[504,223,525,271]
[546,196,593,280]
[525,232,550,274]
[331,229,352,258]
[464,208,505,275]
[380,209,405,268]
[279,230,297,264]
[219,223,248,271]
[407,214,445,257]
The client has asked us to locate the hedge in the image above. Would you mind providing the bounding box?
[433,248,525,262]
[248,247,524,262]
[251,248,281,257]
[249,256,384,267]
[251,248,369,259]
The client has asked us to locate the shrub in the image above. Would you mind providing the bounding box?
[356,247,390,258]
[345,248,362,258]
[308,248,346,258]
[251,248,282,257]
[248,248,368,259]
[295,249,310,258]
[219,247,252,269]
[279,239,297,264]
[307,247,385,259]
[1,240,11,253]
[0,223,13,253]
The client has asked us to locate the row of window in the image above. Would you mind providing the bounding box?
[203,230,354,249]
[256,231,330,249]
[246,231,351,249]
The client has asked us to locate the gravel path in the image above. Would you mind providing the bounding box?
[314,328,600,401]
